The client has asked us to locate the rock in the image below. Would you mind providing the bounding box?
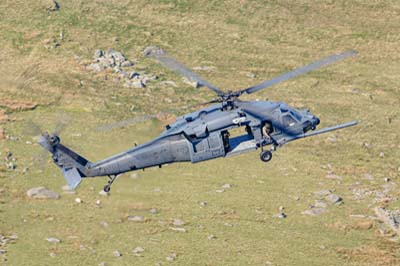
[100,221,108,228]
[0,249,6,254]
[132,246,145,256]
[325,194,343,205]
[149,208,158,214]
[75,198,83,204]
[374,207,400,234]
[165,253,177,261]
[128,72,140,79]
[113,250,122,257]
[302,208,327,216]
[207,234,216,240]
[46,0,60,12]
[380,152,385,158]
[94,49,104,59]
[221,183,232,189]
[87,63,105,72]
[46,237,61,244]
[121,61,133,67]
[313,189,332,197]
[384,177,390,182]
[314,200,327,208]
[182,77,200,88]
[278,206,285,212]
[49,252,57,257]
[96,200,101,206]
[273,213,287,219]
[99,190,109,196]
[98,262,107,266]
[169,227,186,233]
[215,189,225,193]
[106,49,126,63]
[245,72,256,78]
[131,80,145,89]
[172,219,185,226]
[112,36,119,42]
[27,187,60,199]
[128,215,145,222]
[143,46,165,57]
[200,201,208,207]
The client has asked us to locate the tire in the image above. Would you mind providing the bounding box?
[260,150,272,162]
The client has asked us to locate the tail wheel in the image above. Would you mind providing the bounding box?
[260,150,272,162]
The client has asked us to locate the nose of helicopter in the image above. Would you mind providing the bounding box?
[311,116,320,130]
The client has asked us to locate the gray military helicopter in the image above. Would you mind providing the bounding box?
[38,47,358,192]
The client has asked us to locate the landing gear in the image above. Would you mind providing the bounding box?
[260,150,272,162]
[104,174,118,192]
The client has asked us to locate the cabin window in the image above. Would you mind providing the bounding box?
[282,114,297,127]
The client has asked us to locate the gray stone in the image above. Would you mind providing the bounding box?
[98,262,107,266]
[99,190,109,196]
[313,189,332,197]
[121,60,133,67]
[302,208,327,216]
[207,234,216,240]
[221,183,232,189]
[128,72,140,79]
[113,250,122,257]
[200,201,208,206]
[172,219,185,226]
[131,80,145,89]
[169,227,186,233]
[46,237,61,244]
[132,246,145,256]
[149,208,158,214]
[165,252,177,261]
[128,215,145,222]
[106,49,126,63]
[143,46,165,57]
[27,187,60,199]
[0,249,6,254]
[325,194,343,205]
[94,49,104,59]
[215,189,225,193]
[273,213,287,219]
[314,200,327,208]
[182,77,200,88]
[87,63,105,72]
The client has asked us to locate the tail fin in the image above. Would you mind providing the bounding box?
[38,133,90,190]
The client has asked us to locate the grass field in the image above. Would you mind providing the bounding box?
[0,0,400,265]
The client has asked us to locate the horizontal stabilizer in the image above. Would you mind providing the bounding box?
[62,167,82,190]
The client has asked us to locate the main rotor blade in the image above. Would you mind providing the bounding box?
[145,46,225,96]
[96,115,157,132]
[242,50,358,95]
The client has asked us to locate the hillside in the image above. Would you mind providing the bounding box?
[0,1,399,265]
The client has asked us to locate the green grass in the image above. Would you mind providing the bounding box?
[0,0,400,265]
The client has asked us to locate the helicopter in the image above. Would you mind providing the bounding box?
[38,47,358,192]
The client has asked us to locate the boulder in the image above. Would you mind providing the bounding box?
[27,187,59,199]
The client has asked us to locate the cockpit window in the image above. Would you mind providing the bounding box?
[290,110,302,121]
[282,114,297,127]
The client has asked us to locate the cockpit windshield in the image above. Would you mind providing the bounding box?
[290,110,302,121]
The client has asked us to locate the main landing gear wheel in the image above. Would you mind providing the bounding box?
[260,150,272,162]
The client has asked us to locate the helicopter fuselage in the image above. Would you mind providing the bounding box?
[84,100,320,177]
